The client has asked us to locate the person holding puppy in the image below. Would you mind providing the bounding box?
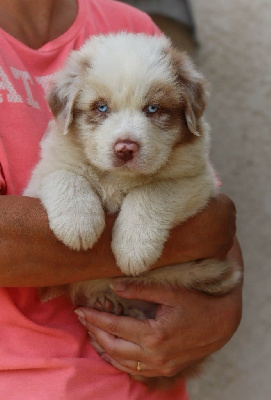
[0,0,243,399]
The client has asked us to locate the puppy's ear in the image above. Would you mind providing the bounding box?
[47,81,76,136]
[47,52,89,135]
[170,49,209,136]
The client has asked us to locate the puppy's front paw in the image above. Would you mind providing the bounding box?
[94,292,149,320]
[112,224,165,276]
[40,172,105,251]
[49,208,105,251]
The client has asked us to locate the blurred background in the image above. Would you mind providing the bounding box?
[123,1,271,399]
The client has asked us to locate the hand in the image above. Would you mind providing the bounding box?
[76,239,243,378]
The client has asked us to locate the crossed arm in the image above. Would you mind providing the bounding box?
[0,193,242,376]
[0,193,236,286]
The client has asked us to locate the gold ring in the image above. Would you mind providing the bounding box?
[136,361,141,372]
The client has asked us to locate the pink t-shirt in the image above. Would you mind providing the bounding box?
[0,0,189,399]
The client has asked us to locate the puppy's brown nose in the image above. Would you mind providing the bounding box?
[114,140,139,162]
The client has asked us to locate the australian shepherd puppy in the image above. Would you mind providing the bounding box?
[25,33,241,387]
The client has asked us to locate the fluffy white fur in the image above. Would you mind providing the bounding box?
[24,33,241,386]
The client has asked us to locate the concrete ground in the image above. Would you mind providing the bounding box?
[185,1,271,399]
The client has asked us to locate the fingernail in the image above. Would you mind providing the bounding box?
[74,309,85,319]
[74,309,86,326]
[110,281,126,292]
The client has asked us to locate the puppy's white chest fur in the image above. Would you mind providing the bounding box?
[94,173,127,213]
[93,171,151,214]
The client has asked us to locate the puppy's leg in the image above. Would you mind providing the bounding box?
[112,191,170,276]
[120,259,242,297]
[112,176,215,276]
[181,258,242,295]
[40,170,105,250]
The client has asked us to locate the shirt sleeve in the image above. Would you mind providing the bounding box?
[96,0,162,36]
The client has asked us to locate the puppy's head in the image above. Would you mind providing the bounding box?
[48,33,208,176]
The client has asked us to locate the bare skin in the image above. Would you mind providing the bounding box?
[76,238,243,377]
[0,0,243,379]
[0,193,236,287]
[0,0,78,49]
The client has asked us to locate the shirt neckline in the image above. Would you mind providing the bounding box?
[0,0,86,54]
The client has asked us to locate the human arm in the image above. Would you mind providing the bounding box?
[75,238,243,377]
[0,193,235,287]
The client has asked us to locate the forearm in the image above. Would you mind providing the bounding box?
[0,193,235,287]
[0,196,121,287]
[1,195,194,287]
[153,193,236,268]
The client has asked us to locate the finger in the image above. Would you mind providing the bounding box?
[75,307,152,343]
[101,354,156,377]
[88,326,164,377]
[109,280,178,305]
[102,353,138,375]
[101,353,181,378]
[87,322,143,360]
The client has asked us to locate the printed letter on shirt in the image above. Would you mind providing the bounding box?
[0,66,23,103]
[11,67,40,109]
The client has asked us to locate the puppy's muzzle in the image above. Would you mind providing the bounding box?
[114,140,140,162]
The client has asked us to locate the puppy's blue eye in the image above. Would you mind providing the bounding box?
[147,105,159,114]
[97,104,108,113]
